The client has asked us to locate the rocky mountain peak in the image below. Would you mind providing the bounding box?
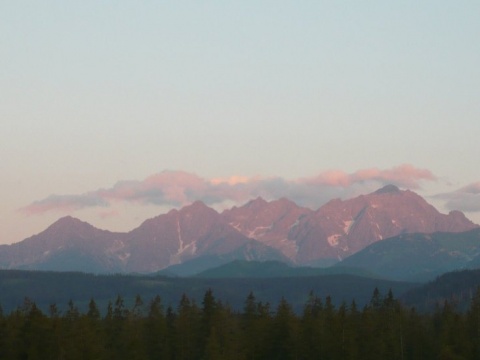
[190,200,211,208]
[45,216,98,236]
[372,184,401,195]
[274,197,302,208]
[177,202,220,228]
[50,215,83,226]
[180,200,216,214]
[243,197,268,209]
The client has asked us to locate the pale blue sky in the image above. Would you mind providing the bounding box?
[1,1,479,244]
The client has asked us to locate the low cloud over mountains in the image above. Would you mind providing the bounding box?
[434,182,480,213]
[22,164,436,215]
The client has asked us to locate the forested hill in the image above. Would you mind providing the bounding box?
[0,270,414,315]
[401,269,480,312]
[3,267,480,316]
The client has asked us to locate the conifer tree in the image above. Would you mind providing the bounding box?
[87,298,100,320]
[0,304,6,360]
[467,287,480,359]
[241,291,260,359]
[300,292,324,359]
[268,297,299,360]
[176,294,201,360]
[145,295,169,359]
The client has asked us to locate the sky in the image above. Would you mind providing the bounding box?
[1,1,479,245]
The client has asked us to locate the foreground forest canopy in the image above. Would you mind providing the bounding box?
[1,288,480,360]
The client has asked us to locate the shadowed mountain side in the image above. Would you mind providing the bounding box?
[194,259,379,279]
[335,228,480,282]
[157,246,290,277]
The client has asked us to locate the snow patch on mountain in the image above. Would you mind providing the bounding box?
[328,234,341,247]
[248,225,272,238]
[176,219,184,253]
[229,222,242,232]
[107,239,126,254]
[343,220,354,234]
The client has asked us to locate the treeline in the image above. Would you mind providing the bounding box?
[1,288,480,360]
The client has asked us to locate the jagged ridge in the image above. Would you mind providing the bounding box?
[0,185,477,273]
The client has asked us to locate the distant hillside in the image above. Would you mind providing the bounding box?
[158,253,294,277]
[401,269,480,312]
[0,270,416,315]
[336,228,480,281]
[195,260,378,279]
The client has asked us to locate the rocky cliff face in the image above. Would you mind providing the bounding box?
[222,185,477,265]
[290,185,477,264]
[221,197,312,259]
[124,201,284,272]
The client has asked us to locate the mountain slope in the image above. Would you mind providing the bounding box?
[336,228,480,281]
[221,197,312,259]
[290,185,477,264]
[0,216,127,272]
[0,203,287,273]
[195,259,378,279]
[124,201,287,272]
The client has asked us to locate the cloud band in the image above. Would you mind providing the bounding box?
[21,164,436,215]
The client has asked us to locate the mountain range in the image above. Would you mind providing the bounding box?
[0,185,477,276]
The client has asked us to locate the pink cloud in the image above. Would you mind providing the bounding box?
[210,175,258,186]
[98,209,120,219]
[299,170,351,187]
[299,164,436,189]
[21,165,437,215]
